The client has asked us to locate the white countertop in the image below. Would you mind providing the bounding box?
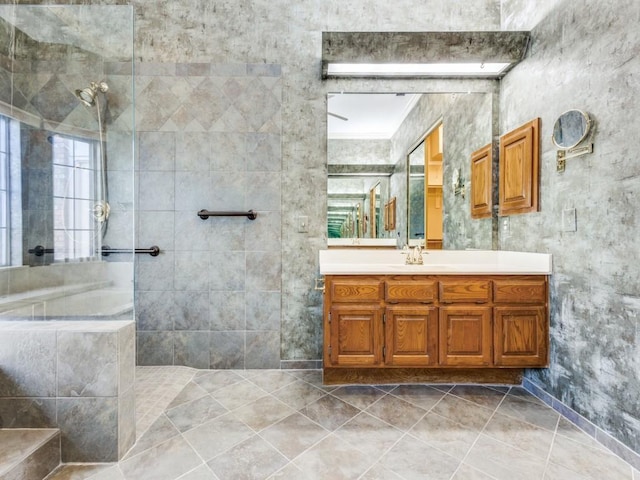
[319,249,552,275]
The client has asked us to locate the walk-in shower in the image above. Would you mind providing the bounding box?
[0,5,135,319]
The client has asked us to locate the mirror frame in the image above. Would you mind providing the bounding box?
[551,109,592,149]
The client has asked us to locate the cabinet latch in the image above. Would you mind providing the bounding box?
[382,346,386,360]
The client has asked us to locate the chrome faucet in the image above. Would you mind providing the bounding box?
[402,244,424,265]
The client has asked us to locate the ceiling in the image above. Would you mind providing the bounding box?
[327,93,421,140]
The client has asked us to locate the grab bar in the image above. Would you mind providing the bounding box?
[197,209,257,220]
[101,245,160,257]
[28,245,54,256]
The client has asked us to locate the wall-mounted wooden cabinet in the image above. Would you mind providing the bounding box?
[323,274,549,384]
[471,143,493,219]
[499,118,540,216]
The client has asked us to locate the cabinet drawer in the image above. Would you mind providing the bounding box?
[330,278,383,302]
[493,278,546,304]
[439,279,491,303]
[385,279,437,303]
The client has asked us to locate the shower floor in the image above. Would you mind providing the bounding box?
[46,366,639,479]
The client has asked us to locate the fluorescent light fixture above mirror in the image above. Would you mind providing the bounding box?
[327,62,512,77]
[322,31,530,79]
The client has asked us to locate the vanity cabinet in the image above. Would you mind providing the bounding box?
[323,274,548,383]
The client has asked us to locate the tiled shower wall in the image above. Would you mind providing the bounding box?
[134,63,283,369]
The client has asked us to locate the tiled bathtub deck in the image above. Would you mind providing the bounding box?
[47,367,639,480]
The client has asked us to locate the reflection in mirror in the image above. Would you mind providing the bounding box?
[407,141,425,242]
[327,92,496,250]
[369,182,381,238]
[552,109,591,149]
[327,175,389,239]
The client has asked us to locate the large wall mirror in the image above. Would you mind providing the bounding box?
[327,92,497,250]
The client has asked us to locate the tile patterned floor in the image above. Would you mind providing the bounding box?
[47,367,639,480]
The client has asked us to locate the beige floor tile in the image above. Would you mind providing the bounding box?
[380,435,461,480]
[409,411,479,459]
[365,395,427,431]
[206,435,288,480]
[359,463,405,480]
[176,464,219,480]
[182,412,254,462]
[548,433,635,479]
[430,394,495,431]
[209,379,269,410]
[270,379,327,410]
[192,370,244,393]
[45,368,639,480]
[543,461,591,480]
[449,385,507,410]
[387,384,446,410]
[329,385,387,410]
[451,463,498,480]
[232,395,295,432]
[244,370,297,392]
[260,412,329,460]
[119,435,202,480]
[334,412,404,460]
[299,394,360,431]
[165,395,227,433]
[464,434,545,480]
[496,394,560,431]
[483,411,555,460]
[293,434,375,480]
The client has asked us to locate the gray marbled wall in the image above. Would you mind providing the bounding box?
[500,0,640,456]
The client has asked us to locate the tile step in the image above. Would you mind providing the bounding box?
[0,429,60,480]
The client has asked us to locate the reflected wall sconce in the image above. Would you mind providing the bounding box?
[321,31,530,79]
[452,168,466,198]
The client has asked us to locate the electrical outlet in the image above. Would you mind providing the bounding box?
[297,215,309,233]
[562,208,577,232]
[501,216,510,234]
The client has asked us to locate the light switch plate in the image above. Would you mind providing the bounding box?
[297,215,309,233]
[562,208,577,232]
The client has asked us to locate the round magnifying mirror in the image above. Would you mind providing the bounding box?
[552,109,591,149]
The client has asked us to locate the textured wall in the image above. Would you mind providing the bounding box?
[499,0,640,455]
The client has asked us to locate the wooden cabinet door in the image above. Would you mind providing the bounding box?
[328,304,383,367]
[471,143,493,219]
[499,118,540,216]
[439,306,492,366]
[385,305,438,367]
[494,306,548,367]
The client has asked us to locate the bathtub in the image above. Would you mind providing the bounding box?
[0,283,133,320]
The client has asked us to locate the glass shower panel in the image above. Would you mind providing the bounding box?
[0,5,135,319]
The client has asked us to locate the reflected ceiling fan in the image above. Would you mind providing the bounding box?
[328,94,349,121]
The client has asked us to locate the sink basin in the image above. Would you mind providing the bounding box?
[366,263,460,273]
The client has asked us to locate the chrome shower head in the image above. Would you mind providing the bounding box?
[75,81,109,107]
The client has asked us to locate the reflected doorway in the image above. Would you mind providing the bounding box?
[408,122,443,249]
